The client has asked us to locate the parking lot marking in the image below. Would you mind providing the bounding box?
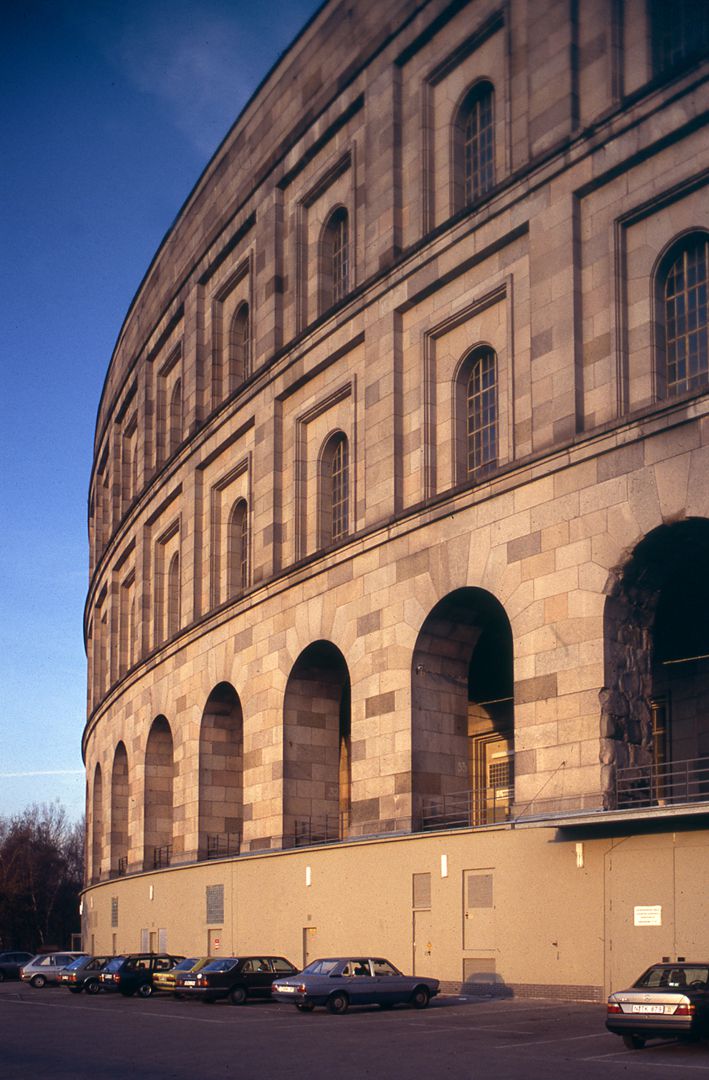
[492,1032,610,1049]
[579,1051,709,1070]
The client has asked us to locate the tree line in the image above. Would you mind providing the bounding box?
[0,803,84,952]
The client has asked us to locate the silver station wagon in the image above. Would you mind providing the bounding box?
[606,961,709,1049]
[272,956,439,1014]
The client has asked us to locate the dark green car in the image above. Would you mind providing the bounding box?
[99,953,184,997]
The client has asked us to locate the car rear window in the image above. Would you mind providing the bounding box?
[302,959,339,976]
[201,958,238,973]
[635,965,709,988]
[103,957,125,972]
[171,958,199,971]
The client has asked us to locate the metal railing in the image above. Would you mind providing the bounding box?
[616,756,709,809]
[117,856,127,876]
[152,844,172,869]
[421,787,512,830]
[206,832,241,859]
[293,813,348,846]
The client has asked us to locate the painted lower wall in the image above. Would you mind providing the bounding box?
[82,818,709,1000]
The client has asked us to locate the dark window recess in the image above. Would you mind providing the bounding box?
[651,0,709,74]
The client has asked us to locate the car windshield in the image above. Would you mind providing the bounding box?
[64,957,87,971]
[201,958,238,973]
[301,959,339,976]
[634,965,709,989]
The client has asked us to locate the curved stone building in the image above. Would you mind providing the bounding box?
[84,0,709,997]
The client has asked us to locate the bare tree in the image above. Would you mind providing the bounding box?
[0,802,84,951]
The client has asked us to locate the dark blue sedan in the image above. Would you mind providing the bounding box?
[272,956,439,1013]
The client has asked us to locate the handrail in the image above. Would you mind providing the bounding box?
[616,756,709,809]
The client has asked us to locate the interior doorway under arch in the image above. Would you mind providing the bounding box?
[412,588,514,829]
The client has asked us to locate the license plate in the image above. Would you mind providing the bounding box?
[277,985,295,993]
[631,1004,665,1013]
[183,980,196,986]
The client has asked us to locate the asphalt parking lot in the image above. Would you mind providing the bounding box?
[2,981,709,1080]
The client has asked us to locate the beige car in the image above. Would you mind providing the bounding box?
[153,956,212,995]
[607,961,709,1049]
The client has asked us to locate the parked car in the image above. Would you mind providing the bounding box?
[153,956,212,995]
[99,953,184,997]
[20,951,89,988]
[272,956,440,1013]
[58,954,113,994]
[178,955,298,1004]
[606,961,709,1048]
[0,951,34,982]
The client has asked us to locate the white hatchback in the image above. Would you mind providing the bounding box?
[21,951,89,988]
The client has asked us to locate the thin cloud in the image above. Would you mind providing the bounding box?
[0,770,84,779]
[112,7,265,156]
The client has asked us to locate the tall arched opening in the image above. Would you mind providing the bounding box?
[91,764,103,883]
[110,741,129,876]
[603,518,709,808]
[283,640,351,845]
[198,682,244,859]
[412,588,514,829]
[143,715,175,869]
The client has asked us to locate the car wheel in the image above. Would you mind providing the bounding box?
[85,979,101,995]
[296,1003,315,1012]
[411,986,430,1009]
[137,983,153,998]
[229,986,247,1006]
[326,991,349,1015]
[68,987,82,994]
[622,1034,645,1050]
[31,975,47,989]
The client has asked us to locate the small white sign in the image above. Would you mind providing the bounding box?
[634,905,662,926]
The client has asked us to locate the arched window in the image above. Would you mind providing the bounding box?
[320,207,349,312]
[227,499,249,597]
[659,235,709,397]
[229,302,251,391]
[167,551,180,638]
[319,432,349,547]
[168,378,182,457]
[458,347,498,481]
[454,82,495,210]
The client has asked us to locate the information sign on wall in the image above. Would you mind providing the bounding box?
[634,905,662,926]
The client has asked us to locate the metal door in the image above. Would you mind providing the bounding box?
[413,909,435,976]
[302,926,317,968]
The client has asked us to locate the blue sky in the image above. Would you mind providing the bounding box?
[0,0,322,822]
